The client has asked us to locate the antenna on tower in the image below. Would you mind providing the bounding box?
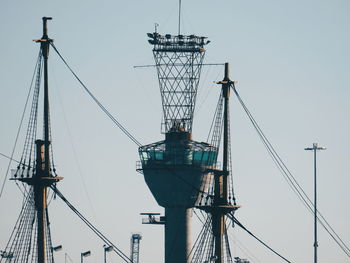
[178,0,182,35]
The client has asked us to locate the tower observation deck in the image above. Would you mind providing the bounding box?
[138,32,217,263]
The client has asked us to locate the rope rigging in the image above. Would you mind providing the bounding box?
[0,187,55,263]
[198,88,237,207]
[231,86,350,258]
[227,214,292,263]
[50,43,142,147]
[0,50,42,199]
[18,51,43,178]
[192,69,331,263]
[0,152,22,165]
[51,186,133,263]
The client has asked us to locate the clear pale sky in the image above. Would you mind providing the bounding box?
[0,1,349,263]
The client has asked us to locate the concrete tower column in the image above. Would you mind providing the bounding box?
[165,207,192,263]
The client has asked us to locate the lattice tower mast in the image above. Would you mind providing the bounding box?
[130,234,142,263]
[148,32,209,133]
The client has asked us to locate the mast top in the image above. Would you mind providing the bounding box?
[43,16,52,35]
[42,17,52,38]
[34,17,54,45]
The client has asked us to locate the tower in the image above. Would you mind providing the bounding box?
[130,234,142,263]
[138,31,217,263]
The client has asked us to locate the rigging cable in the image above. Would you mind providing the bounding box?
[227,231,263,263]
[232,86,350,258]
[53,76,98,219]
[50,43,142,147]
[0,50,42,199]
[0,153,21,164]
[228,214,292,263]
[51,186,133,263]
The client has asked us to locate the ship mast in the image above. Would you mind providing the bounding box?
[41,17,52,177]
[34,17,52,263]
[0,17,63,263]
[211,63,238,263]
[19,17,62,263]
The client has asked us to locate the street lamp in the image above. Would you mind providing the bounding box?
[305,142,326,263]
[51,245,63,262]
[103,245,113,263]
[52,245,63,252]
[80,250,91,263]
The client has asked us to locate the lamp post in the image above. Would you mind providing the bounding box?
[80,250,91,263]
[52,245,63,252]
[305,143,326,263]
[51,245,63,262]
[103,245,113,263]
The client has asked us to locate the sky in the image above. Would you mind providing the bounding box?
[0,0,349,263]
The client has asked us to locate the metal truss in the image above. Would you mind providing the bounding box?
[149,33,208,133]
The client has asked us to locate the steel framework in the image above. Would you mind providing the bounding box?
[130,234,142,263]
[147,33,209,133]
